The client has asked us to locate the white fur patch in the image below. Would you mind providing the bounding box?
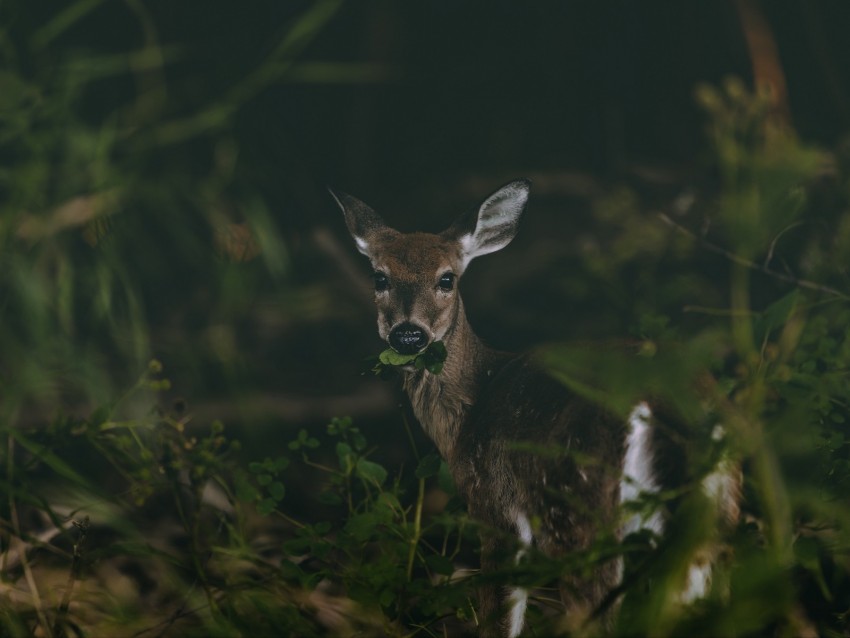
[515,512,534,548]
[507,512,533,637]
[458,233,476,271]
[621,402,664,537]
[354,235,370,255]
[681,562,712,602]
[702,460,735,503]
[619,406,734,606]
[507,587,528,638]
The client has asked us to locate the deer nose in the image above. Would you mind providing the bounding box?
[389,323,429,355]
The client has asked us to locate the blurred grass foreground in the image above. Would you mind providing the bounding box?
[3,2,850,637]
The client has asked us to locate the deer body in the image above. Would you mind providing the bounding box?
[334,180,735,637]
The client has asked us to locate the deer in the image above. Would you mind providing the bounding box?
[332,179,740,637]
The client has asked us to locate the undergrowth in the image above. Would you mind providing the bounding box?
[0,364,483,637]
[1,0,850,634]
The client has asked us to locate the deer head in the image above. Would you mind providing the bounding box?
[331,179,531,355]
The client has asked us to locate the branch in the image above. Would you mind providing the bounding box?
[54,516,90,638]
[657,213,850,300]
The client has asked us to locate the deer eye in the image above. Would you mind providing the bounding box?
[373,272,389,292]
[438,272,455,291]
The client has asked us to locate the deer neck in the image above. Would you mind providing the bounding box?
[401,300,497,463]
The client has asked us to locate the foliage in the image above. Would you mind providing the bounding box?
[540,79,850,636]
[0,0,356,422]
[0,364,483,636]
[1,0,850,634]
[372,341,449,376]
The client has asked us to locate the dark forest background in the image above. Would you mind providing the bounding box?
[3,1,850,636]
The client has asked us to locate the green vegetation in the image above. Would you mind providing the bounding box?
[1,2,850,636]
[373,341,449,376]
[0,368,479,636]
[539,80,850,637]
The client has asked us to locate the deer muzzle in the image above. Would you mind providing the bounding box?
[389,322,429,355]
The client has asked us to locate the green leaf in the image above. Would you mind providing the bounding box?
[378,491,402,512]
[373,341,448,375]
[283,537,312,555]
[289,428,314,450]
[257,497,277,516]
[758,290,801,337]
[235,475,260,502]
[425,553,455,576]
[419,340,447,374]
[312,539,332,560]
[279,559,303,581]
[9,430,95,491]
[352,431,367,451]
[345,512,378,541]
[426,360,444,374]
[415,452,442,479]
[257,473,273,486]
[336,442,353,470]
[356,457,387,486]
[268,481,286,501]
[437,460,456,495]
[89,405,111,427]
[794,536,831,600]
[328,416,352,435]
[317,490,343,506]
[379,348,418,366]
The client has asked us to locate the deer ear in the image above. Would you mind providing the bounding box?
[329,188,386,257]
[445,179,530,269]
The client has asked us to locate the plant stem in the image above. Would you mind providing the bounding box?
[730,263,756,356]
[730,260,798,634]
[53,516,89,637]
[401,412,420,462]
[7,436,53,638]
[188,483,220,617]
[731,263,793,558]
[406,476,426,582]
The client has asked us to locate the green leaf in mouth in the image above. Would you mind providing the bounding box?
[370,340,448,376]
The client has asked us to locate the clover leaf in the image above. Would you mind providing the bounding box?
[371,340,447,376]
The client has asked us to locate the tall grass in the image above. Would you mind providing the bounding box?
[1,1,849,635]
